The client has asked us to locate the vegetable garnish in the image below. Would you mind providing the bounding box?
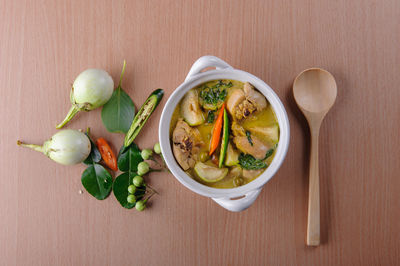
[218,109,229,168]
[17,129,91,165]
[246,131,253,146]
[264,148,275,160]
[209,103,225,156]
[96,137,118,171]
[113,142,165,209]
[238,153,267,170]
[238,148,276,170]
[199,80,232,110]
[18,60,167,211]
[124,89,164,147]
[206,110,215,123]
[81,164,113,200]
[83,128,101,165]
[56,69,114,129]
[101,61,136,134]
[81,129,112,200]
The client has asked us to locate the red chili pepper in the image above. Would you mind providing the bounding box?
[96,138,118,171]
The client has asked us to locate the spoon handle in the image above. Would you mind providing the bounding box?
[307,129,320,246]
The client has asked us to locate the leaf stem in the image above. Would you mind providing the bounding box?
[56,105,80,129]
[17,140,44,153]
[118,60,126,88]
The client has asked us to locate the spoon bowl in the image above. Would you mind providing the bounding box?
[294,68,337,115]
[293,68,337,246]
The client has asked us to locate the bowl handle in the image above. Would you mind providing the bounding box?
[212,188,262,212]
[185,55,233,81]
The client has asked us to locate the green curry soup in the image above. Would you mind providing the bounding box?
[170,80,279,189]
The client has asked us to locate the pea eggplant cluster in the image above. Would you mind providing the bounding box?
[125,143,165,211]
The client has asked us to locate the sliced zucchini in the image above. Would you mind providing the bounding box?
[194,162,228,183]
[225,142,240,166]
[218,109,229,168]
[181,90,205,126]
[227,166,242,179]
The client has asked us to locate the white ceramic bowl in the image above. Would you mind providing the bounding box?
[159,56,290,212]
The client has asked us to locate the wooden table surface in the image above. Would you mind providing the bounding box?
[1,0,399,265]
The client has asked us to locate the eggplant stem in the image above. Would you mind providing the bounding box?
[56,105,80,129]
[17,140,44,153]
[146,184,159,195]
[149,168,163,173]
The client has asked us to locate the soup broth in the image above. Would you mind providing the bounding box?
[170,80,279,189]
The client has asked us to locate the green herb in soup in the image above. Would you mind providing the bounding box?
[170,80,279,189]
[238,153,267,170]
[246,131,253,146]
[199,80,232,110]
[206,110,215,123]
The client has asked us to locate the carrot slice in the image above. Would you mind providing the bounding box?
[209,103,225,155]
[96,138,118,171]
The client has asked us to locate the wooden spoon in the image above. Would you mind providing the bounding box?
[293,68,337,246]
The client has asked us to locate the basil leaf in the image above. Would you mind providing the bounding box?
[238,153,267,170]
[264,148,275,159]
[81,164,112,200]
[117,143,143,172]
[246,131,253,146]
[101,61,135,134]
[112,172,146,209]
[83,131,101,165]
[206,110,215,123]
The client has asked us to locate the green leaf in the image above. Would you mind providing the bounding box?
[238,153,268,170]
[101,88,135,134]
[199,80,231,109]
[246,131,253,146]
[83,131,101,165]
[113,173,135,208]
[117,143,143,172]
[264,148,275,159]
[114,142,149,208]
[101,61,135,134]
[112,172,146,209]
[81,164,113,200]
[206,110,215,123]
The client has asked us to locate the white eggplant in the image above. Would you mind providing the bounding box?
[56,69,114,129]
[17,129,91,165]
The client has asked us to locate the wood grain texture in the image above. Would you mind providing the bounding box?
[0,0,399,265]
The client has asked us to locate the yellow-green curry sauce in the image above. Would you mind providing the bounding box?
[170,80,279,188]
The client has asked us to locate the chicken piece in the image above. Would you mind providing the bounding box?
[233,135,270,159]
[226,82,267,120]
[243,82,267,110]
[242,169,264,179]
[226,89,245,117]
[235,100,256,119]
[231,122,246,136]
[172,119,203,170]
